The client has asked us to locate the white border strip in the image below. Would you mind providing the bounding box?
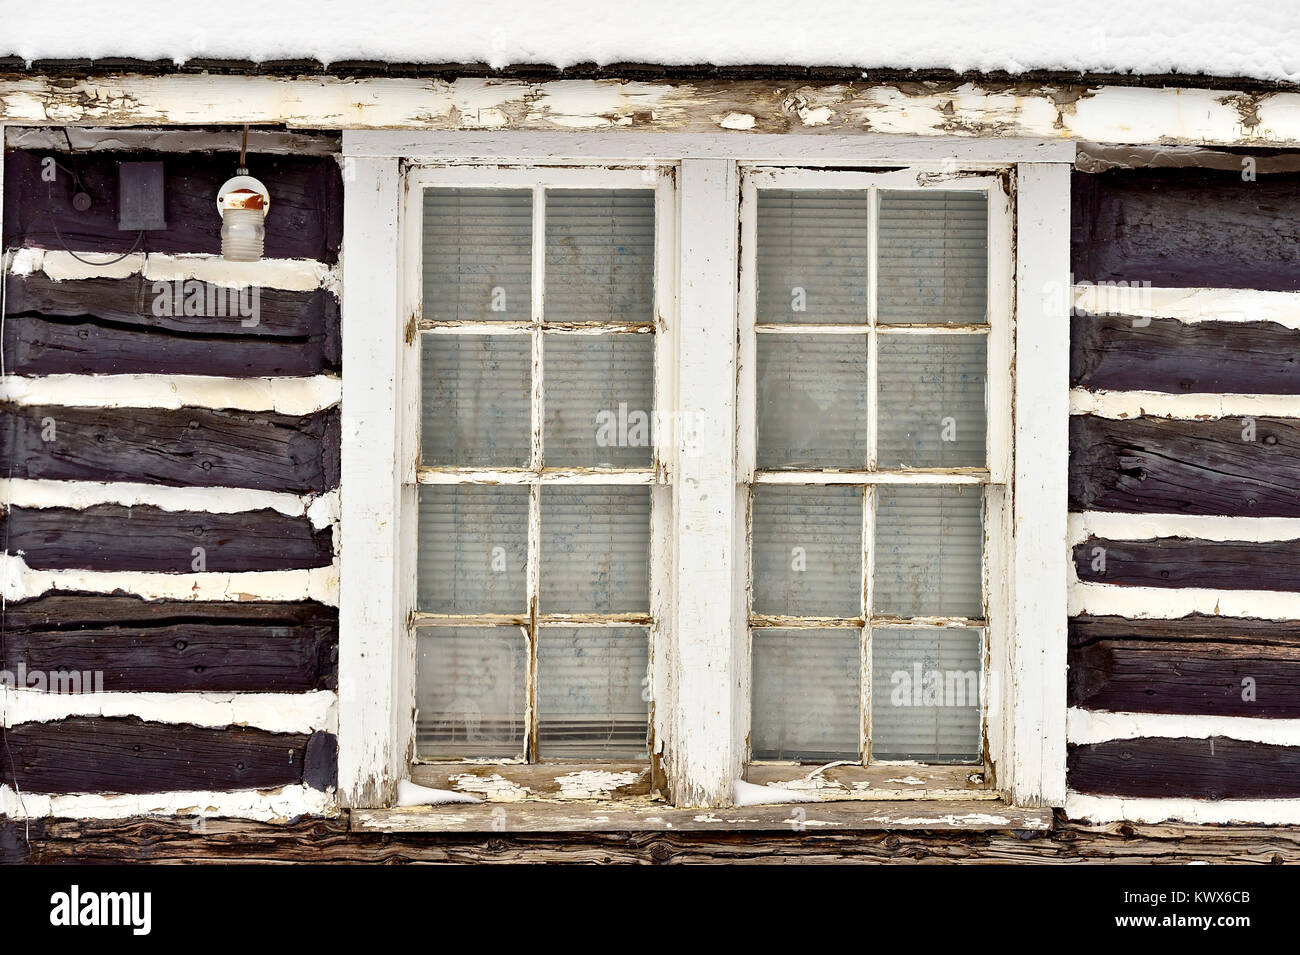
[1066,792,1300,825]
[2,374,341,415]
[1073,285,1300,328]
[0,784,337,821]
[0,479,339,529]
[0,689,337,734]
[0,555,339,605]
[1069,511,1300,544]
[9,248,338,294]
[1068,708,1300,747]
[1069,581,1300,620]
[1071,389,1300,420]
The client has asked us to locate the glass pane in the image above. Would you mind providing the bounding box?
[420,334,531,466]
[877,334,987,468]
[417,485,529,613]
[752,485,862,617]
[545,189,654,324]
[751,628,860,761]
[757,190,869,324]
[416,627,527,759]
[878,190,987,324]
[540,486,650,613]
[423,188,531,322]
[538,627,649,759]
[757,334,868,469]
[543,334,653,467]
[874,487,983,618]
[871,626,982,762]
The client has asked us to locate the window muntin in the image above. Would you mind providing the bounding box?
[741,168,1010,767]
[410,168,672,763]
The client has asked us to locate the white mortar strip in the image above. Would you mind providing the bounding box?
[1072,285,1300,328]
[1068,708,1300,747]
[1069,511,1300,544]
[1071,388,1300,420]
[1070,581,1300,620]
[9,247,338,294]
[1,374,340,415]
[0,689,337,735]
[1065,793,1300,826]
[0,784,337,821]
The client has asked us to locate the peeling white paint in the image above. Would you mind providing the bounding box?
[555,770,644,800]
[446,773,533,802]
[1,688,337,734]
[0,784,337,821]
[1,374,341,415]
[1068,708,1300,747]
[718,112,756,130]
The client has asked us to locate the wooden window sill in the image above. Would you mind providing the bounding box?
[350,799,1052,834]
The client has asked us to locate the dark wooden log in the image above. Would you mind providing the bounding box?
[2,273,340,376]
[0,594,337,692]
[0,504,333,572]
[1071,312,1300,394]
[1069,415,1300,516]
[1069,615,1300,717]
[1072,168,1300,290]
[0,404,341,493]
[1074,536,1300,591]
[1068,737,1300,799]
[0,718,337,794]
[2,149,342,262]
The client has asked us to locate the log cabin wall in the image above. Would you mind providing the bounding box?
[1068,148,1300,822]
[0,128,343,818]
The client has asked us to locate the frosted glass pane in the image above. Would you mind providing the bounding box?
[757,190,869,324]
[874,487,983,618]
[757,334,868,468]
[545,190,654,324]
[751,628,861,761]
[416,627,527,759]
[423,188,531,322]
[417,485,529,613]
[878,191,987,324]
[877,334,987,468]
[420,334,531,466]
[752,485,862,617]
[540,486,650,613]
[538,627,649,759]
[543,334,654,467]
[871,626,982,762]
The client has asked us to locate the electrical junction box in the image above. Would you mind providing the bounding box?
[117,161,167,230]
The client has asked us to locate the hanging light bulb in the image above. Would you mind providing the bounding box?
[217,126,270,262]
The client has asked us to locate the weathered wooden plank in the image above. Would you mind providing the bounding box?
[1,504,333,572]
[1069,737,1300,798]
[1069,615,1300,717]
[0,593,337,692]
[2,273,340,376]
[0,718,337,794]
[1069,415,1300,516]
[1071,313,1300,395]
[2,149,342,262]
[1074,536,1300,591]
[0,404,340,493]
[1072,168,1300,290]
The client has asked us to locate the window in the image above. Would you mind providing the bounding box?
[339,138,1068,814]
[407,167,674,764]
[738,168,1011,768]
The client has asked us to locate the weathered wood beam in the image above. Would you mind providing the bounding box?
[1073,537,1300,591]
[1069,737,1300,798]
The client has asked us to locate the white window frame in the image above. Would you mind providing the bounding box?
[338,132,1069,812]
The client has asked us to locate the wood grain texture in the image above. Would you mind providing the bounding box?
[1069,415,1300,516]
[1069,615,1300,717]
[0,593,337,692]
[1074,536,1300,591]
[1,504,333,571]
[1072,168,1300,290]
[1068,737,1300,798]
[2,273,340,376]
[0,717,337,794]
[1071,312,1300,394]
[8,814,1300,864]
[2,149,342,262]
[0,404,340,493]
